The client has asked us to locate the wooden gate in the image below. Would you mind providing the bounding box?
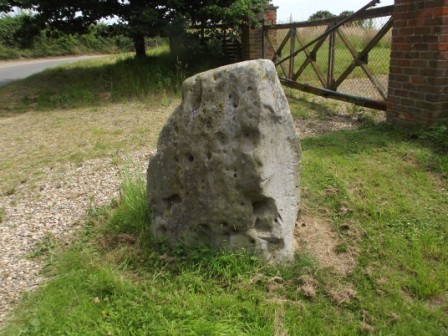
[263,0,393,111]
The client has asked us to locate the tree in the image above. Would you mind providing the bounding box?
[339,10,354,18]
[339,10,373,28]
[308,10,335,22]
[0,0,269,57]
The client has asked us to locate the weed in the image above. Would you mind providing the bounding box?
[106,170,149,239]
[29,234,56,264]
[419,123,448,152]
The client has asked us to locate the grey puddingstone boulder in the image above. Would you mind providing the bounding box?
[147,59,300,261]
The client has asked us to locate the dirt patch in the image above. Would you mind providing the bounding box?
[427,294,448,313]
[294,210,357,275]
[295,115,364,137]
[327,284,357,305]
[299,274,318,300]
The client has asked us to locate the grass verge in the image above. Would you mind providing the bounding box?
[0,46,212,115]
[2,124,447,335]
[0,46,226,193]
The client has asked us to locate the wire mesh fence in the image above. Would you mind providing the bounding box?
[265,6,393,116]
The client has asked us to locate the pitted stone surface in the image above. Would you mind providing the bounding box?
[147,60,300,261]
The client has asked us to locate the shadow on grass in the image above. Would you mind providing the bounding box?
[302,123,448,177]
[286,92,340,119]
[0,50,226,116]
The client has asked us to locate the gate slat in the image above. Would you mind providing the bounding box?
[336,29,387,99]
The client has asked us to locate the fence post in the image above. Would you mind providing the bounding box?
[241,5,278,60]
[327,28,336,89]
[289,28,296,79]
[387,0,448,126]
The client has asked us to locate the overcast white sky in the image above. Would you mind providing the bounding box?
[272,0,394,22]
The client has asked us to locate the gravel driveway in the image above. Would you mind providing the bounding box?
[0,150,151,326]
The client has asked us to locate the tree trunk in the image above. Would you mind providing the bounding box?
[133,34,146,58]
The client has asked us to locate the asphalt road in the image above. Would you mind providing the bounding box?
[0,55,104,87]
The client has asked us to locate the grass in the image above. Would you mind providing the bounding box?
[2,124,447,335]
[0,46,187,115]
[0,46,225,193]
[1,43,447,335]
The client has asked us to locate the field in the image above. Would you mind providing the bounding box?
[0,49,447,335]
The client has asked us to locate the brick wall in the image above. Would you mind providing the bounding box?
[387,0,448,125]
[241,5,278,60]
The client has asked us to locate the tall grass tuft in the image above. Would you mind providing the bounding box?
[419,123,448,152]
[107,170,149,240]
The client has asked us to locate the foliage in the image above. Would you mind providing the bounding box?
[308,10,335,21]
[0,13,133,59]
[418,123,448,153]
[0,12,39,48]
[1,0,270,57]
[308,10,373,28]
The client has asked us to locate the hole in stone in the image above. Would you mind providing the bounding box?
[234,103,238,108]
[163,194,181,211]
[222,222,228,227]
[241,202,245,206]
[233,173,237,178]
[254,217,271,231]
[274,218,278,223]
[247,86,253,91]
[223,150,227,154]
[206,152,212,160]
[252,198,276,217]
[245,133,250,137]
[158,225,167,234]
[187,154,194,162]
[250,238,256,244]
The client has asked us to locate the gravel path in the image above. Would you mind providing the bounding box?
[0,150,151,326]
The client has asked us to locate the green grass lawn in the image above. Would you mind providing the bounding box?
[0,47,447,335]
[2,125,447,335]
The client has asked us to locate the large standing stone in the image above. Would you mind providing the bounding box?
[147,60,300,261]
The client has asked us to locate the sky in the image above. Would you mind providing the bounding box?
[272,0,394,23]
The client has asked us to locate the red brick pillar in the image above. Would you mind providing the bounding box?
[241,5,278,60]
[387,0,448,126]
